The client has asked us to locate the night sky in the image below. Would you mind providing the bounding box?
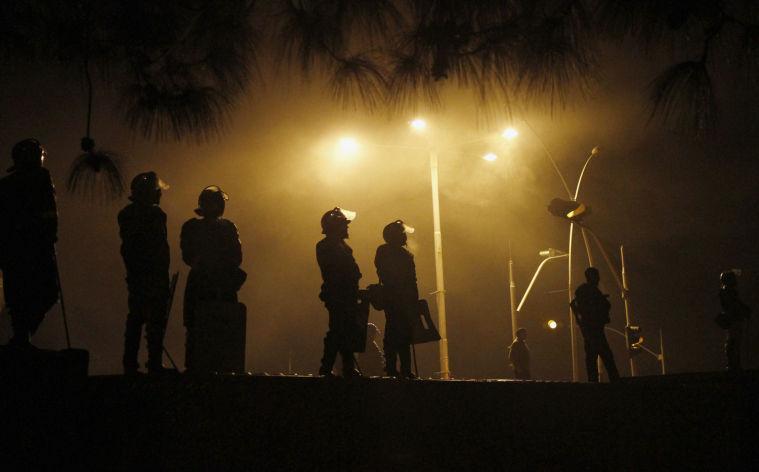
[1,38,758,379]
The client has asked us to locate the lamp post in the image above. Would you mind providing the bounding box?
[508,242,517,343]
[417,121,507,379]
[428,144,451,379]
[337,120,504,380]
[509,120,600,381]
[566,146,600,381]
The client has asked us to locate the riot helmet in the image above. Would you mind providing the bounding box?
[321,207,356,236]
[382,219,415,246]
[9,138,46,172]
[195,185,228,218]
[129,171,169,204]
[720,270,738,288]
[584,267,600,285]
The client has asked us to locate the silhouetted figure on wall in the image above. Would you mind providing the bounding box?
[359,322,385,376]
[718,270,751,371]
[117,172,170,374]
[181,186,244,371]
[572,267,619,383]
[374,220,418,379]
[508,327,531,380]
[316,207,362,378]
[0,139,58,348]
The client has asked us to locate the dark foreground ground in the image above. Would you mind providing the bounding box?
[1,361,758,471]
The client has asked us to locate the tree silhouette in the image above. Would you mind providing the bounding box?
[2,0,759,198]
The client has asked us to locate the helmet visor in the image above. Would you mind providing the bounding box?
[338,208,356,221]
[157,177,170,190]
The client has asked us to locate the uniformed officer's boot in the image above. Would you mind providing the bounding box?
[384,349,399,377]
[319,339,338,377]
[8,311,32,349]
[341,352,362,378]
[146,322,169,375]
[123,314,142,374]
[399,345,416,379]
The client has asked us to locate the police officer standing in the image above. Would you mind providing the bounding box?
[508,327,531,380]
[375,220,418,379]
[718,270,751,371]
[0,139,58,348]
[316,207,362,377]
[572,267,619,383]
[117,172,170,374]
[180,186,244,371]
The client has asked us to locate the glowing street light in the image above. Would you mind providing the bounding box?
[482,152,498,162]
[407,117,450,379]
[409,118,427,132]
[547,320,558,330]
[337,137,359,157]
[501,127,519,140]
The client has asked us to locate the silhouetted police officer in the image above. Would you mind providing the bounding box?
[375,220,418,378]
[508,327,531,380]
[181,186,244,371]
[718,270,751,371]
[316,207,362,377]
[117,172,170,374]
[572,267,619,382]
[0,139,58,348]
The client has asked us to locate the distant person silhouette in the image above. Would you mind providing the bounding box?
[117,172,171,374]
[572,267,619,383]
[717,270,751,371]
[374,220,418,379]
[0,139,58,348]
[358,322,385,376]
[508,327,531,380]
[181,186,245,372]
[316,207,362,378]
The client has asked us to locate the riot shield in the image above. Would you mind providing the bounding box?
[410,299,441,345]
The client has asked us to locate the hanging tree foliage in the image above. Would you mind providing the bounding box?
[2,0,759,197]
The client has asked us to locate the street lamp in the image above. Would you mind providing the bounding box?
[408,117,502,379]
[505,122,602,381]
[409,117,450,380]
[409,118,428,132]
[337,137,359,157]
[502,127,519,140]
[332,120,506,380]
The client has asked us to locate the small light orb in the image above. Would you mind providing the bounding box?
[409,118,427,132]
[502,127,519,140]
[337,137,359,156]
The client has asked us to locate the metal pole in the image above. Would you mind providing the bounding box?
[568,148,599,382]
[581,229,603,380]
[516,253,568,312]
[620,246,636,377]
[508,242,517,341]
[659,328,666,375]
[568,222,578,381]
[429,148,450,379]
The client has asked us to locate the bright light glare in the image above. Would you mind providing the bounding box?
[409,118,427,132]
[502,127,519,140]
[482,152,498,162]
[337,137,359,156]
[547,320,558,330]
